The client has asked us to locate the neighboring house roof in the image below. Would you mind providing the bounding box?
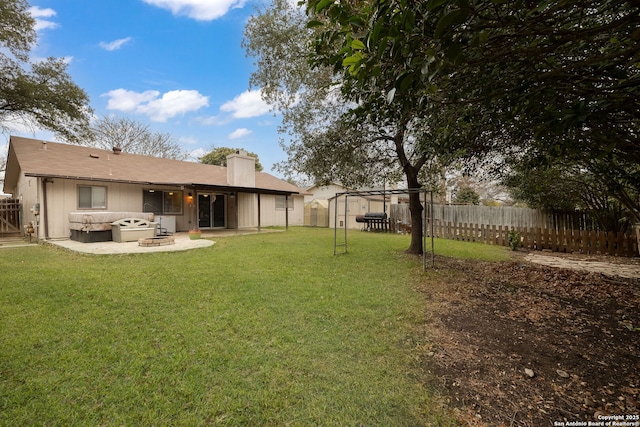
[304,182,346,192]
[4,136,308,196]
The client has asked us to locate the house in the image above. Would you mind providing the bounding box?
[3,136,308,240]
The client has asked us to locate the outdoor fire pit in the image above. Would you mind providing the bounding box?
[138,236,175,247]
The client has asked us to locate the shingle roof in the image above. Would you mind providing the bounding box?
[6,136,307,195]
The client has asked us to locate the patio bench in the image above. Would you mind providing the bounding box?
[111,218,158,243]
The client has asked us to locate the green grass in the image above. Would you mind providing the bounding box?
[0,228,507,426]
[431,237,511,261]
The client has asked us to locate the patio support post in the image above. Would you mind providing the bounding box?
[285,194,289,231]
[257,193,261,231]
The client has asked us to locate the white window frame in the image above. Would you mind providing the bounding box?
[275,195,294,210]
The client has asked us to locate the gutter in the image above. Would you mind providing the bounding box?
[24,173,302,196]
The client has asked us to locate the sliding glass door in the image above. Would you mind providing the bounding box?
[198,193,225,228]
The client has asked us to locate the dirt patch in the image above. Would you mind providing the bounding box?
[418,252,640,426]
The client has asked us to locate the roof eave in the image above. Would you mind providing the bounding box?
[23,173,302,196]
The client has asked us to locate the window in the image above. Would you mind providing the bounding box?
[78,186,107,209]
[275,195,293,210]
[143,190,182,215]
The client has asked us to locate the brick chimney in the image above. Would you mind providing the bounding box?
[226,150,255,187]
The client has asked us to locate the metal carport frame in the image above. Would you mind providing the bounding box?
[332,188,435,270]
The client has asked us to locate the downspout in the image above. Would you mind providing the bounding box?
[42,177,51,239]
[234,192,238,231]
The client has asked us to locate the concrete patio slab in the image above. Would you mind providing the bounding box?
[41,228,281,255]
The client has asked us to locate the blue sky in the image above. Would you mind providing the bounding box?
[4,0,292,174]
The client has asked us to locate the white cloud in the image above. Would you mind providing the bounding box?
[187,147,207,161]
[103,89,159,112]
[29,6,59,31]
[103,89,209,122]
[228,128,252,139]
[99,37,132,51]
[220,89,271,119]
[142,0,247,21]
[139,90,209,122]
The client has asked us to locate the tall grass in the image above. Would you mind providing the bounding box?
[0,228,503,425]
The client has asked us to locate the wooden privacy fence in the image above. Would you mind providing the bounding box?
[0,199,22,235]
[390,203,602,231]
[428,219,638,257]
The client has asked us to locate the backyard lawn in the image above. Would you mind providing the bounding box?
[0,228,508,426]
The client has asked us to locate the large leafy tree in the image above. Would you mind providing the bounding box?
[88,116,186,160]
[243,0,375,187]
[244,0,459,253]
[0,0,92,142]
[199,147,264,171]
[306,0,640,217]
[454,186,480,206]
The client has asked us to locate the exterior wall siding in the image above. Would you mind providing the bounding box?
[10,174,306,239]
[236,193,256,228]
[237,194,305,228]
[20,178,190,239]
[259,195,304,227]
[13,175,38,236]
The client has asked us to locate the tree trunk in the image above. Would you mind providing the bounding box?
[392,124,426,255]
[407,189,424,254]
[406,174,423,254]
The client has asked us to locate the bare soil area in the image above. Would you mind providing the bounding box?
[418,251,640,427]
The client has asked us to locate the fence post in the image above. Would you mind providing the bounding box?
[529,226,535,250]
[566,228,574,253]
[586,229,593,254]
[616,232,623,257]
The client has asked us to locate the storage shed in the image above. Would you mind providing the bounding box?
[304,199,329,227]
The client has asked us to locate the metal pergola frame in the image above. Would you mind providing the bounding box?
[332,188,435,270]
